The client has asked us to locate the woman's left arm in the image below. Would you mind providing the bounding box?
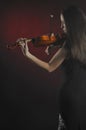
[18,38,67,72]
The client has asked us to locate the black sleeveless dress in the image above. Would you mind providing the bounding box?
[57,58,86,130]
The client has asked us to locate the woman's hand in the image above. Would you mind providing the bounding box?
[16,38,29,56]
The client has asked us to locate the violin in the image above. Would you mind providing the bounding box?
[6,32,66,50]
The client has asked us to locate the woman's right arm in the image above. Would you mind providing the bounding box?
[18,38,67,72]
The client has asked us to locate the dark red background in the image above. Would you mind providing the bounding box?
[0,0,85,129]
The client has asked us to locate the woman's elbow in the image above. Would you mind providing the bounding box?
[47,65,56,73]
[48,69,54,73]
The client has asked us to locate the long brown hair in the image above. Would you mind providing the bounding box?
[62,5,86,64]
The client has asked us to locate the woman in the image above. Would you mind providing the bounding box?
[17,6,86,130]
